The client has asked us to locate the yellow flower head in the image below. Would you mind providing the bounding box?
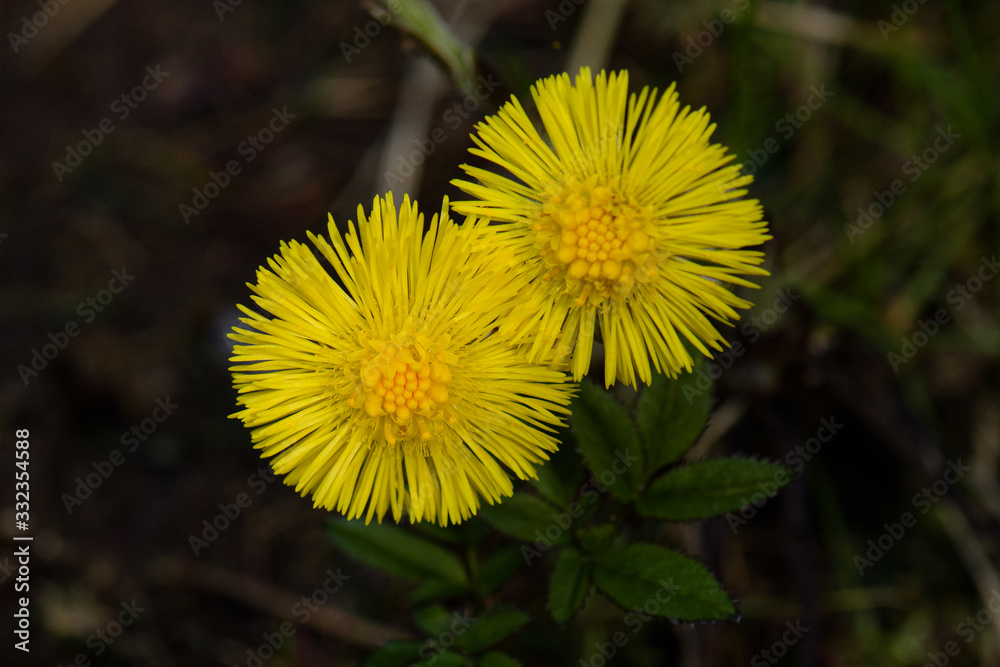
[452,68,771,387]
[229,194,573,526]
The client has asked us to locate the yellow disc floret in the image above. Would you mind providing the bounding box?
[349,327,455,445]
[535,176,657,305]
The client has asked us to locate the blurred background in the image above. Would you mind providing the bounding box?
[2,0,999,664]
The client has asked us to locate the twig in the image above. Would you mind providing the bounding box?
[935,501,1000,665]
[21,0,123,78]
[565,0,630,74]
[150,556,413,647]
[372,0,508,201]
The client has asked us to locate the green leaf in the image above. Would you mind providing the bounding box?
[411,579,468,604]
[412,521,465,545]
[636,457,793,521]
[548,548,591,624]
[414,604,453,636]
[416,651,469,667]
[569,380,644,502]
[414,518,491,545]
[328,520,467,587]
[577,524,616,556]
[637,366,711,475]
[532,435,584,508]
[416,605,520,659]
[477,652,523,667]
[475,544,524,596]
[593,543,735,621]
[479,493,567,544]
[456,605,530,654]
[365,640,425,667]
[372,0,477,96]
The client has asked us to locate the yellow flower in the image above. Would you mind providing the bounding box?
[229,194,573,526]
[452,68,771,387]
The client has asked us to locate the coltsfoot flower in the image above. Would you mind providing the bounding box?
[229,194,573,526]
[452,68,771,387]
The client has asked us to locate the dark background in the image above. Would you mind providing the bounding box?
[2,0,999,665]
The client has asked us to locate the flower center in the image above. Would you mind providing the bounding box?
[536,178,656,303]
[349,330,454,443]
